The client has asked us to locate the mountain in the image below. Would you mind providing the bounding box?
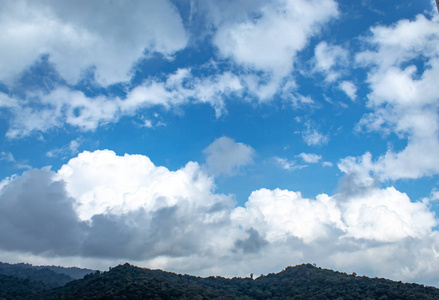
[1,262,439,299]
[0,274,51,300]
[47,263,439,300]
[0,262,94,287]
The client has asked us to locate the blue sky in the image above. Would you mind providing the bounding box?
[1,0,439,286]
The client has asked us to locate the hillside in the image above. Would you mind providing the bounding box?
[47,263,439,300]
[0,262,94,287]
[1,262,439,299]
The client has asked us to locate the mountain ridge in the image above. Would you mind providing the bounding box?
[1,262,439,299]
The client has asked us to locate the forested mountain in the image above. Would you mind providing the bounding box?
[1,262,439,299]
[0,262,94,287]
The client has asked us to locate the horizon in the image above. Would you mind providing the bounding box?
[1,0,439,287]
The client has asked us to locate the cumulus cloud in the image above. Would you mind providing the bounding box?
[1,150,237,261]
[0,0,187,86]
[203,137,255,177]
[337,187,435,242]
[232,188,342,243]
[345,14,439,181]
[0,168,85,255]
[0,150,439,285]
[209,0,339,100]
[0,0,338,137]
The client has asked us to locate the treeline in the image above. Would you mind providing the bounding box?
[1,262,439,299]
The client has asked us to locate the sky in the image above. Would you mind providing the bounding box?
[1,0,439,287]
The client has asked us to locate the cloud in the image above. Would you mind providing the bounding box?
[0,150,237,261]
[301,122,329,146]
[46,138,83,158]
[0,151,31,170]
[337,186,435,242]
[339,81,357,101]
[3,69,243,138]
[232,188,342,243]
[5,88,120,138]
[0,0,337,137]
[0,168,85,255]
[0,93,18,109]
[0,150,439,285]
[0,0,187,86]
[57,150,232,221]
[0,152,14,162]
[209,0,338,100]
[312,42,357,101]
[234,228,268,254]
[313,41,349,82]
[322,161,333,167]
[345,14,439,181]
[297,153,322,163]
[274,157,306,171]
[203,137,255,177]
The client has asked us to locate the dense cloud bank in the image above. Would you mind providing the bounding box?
[1,150,438,285]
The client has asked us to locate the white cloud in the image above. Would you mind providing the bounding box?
[338,187,435,242]
[274,157,306,171]
[57,150,232,221]
[0,150,237,261]
[203,137,255,176]
[209,0,338,100]
[190,72,243,117]
[297,153,322,163]
[313,41,349,82]
[232,188,341,243]
[4,69,243,138]
[141,119,153,128]
[46,138,82,158]
[339,81,357,101]
[302,122,329,146]
[0,0,187,86]
[0,92,18,108]
[1,150,439,285]
[0,152,14,162]
[0,151,31,170]
[346,14,439,181]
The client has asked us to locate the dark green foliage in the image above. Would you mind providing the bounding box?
[0,274,49,299]
[0,262,73,287]
[0,262,94,282]
[2,262,439,299]
[46,263,439,300]
[0,261,95,299]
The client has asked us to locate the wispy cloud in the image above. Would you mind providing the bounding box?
[301,122,329,146]
[274,157,307,171]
